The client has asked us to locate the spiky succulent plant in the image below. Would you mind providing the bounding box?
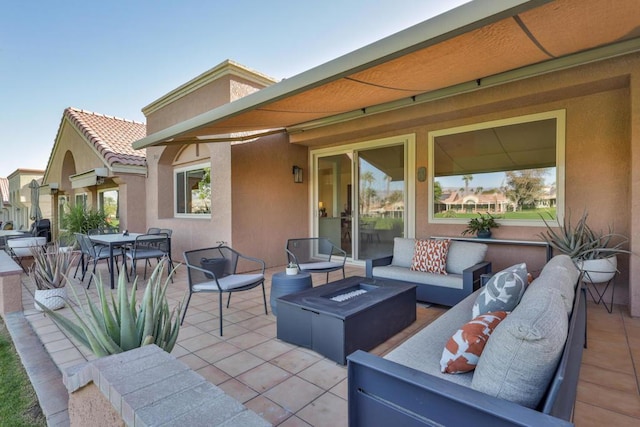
[36,259,182,357]
[29,243,77,290]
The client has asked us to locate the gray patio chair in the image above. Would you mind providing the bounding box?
[75,233,120,288]
[286,237,347,283]
[123,233,172,282]
[182,245,267,336]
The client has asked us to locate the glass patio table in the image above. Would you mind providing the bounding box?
[89,232,142,289]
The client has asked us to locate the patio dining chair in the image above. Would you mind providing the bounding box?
[286,237,347,283]
[182,245,267,336]
[123,233,172,282]
[75,233,120,288]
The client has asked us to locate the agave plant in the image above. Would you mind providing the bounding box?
[29,243,77,290]
[539,210,630,261]
[36,259,182,357]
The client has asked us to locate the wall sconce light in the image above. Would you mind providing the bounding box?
[292,166,303,183]
[96,177,105,186]
[49,183,59,195]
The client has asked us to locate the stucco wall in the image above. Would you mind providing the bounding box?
[231,134,309,268]
[146,74,269,134]
[145,142,232,263]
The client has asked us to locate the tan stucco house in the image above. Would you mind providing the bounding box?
[43,107,147,236]
[131,0,640,316]
[5,169,51,231]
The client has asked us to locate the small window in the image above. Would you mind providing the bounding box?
[75,193,87,208]
[175,163,211,216]
[98,189,119,229]
[429,110,565,225]
[58,196,69,230]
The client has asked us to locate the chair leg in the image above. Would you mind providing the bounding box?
[261,282,268,315]
[123,257,130,282]
[226,292,232,308]
[219,293,224,336]
[326,272,330,283]
[342,267,345,279]
[87,260,98,289]
[180,292,193,325]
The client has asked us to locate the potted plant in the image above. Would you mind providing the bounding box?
[286,262,298,275]
[461,213,500,238]
[35,259,182,356]
[29,243,77,311]
[539,210,630,283]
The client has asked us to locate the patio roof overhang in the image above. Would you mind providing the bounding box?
[132,0,640,150]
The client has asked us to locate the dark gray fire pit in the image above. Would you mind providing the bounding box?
[276,276,416,364]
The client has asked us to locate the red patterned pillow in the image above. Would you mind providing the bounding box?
[440,311,508,374]
[410,239,451,274]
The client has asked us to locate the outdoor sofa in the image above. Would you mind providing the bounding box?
[348,254,585,426]
[366,237,491,306]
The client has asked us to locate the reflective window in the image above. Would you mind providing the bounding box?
[429,110,565,224]
[175,164,211,216]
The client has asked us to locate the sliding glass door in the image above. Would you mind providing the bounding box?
[313,135,414,261]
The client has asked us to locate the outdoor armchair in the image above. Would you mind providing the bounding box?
[286,237,347,283]
[182,245,267,336]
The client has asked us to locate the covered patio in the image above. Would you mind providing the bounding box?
[6,261,640,426]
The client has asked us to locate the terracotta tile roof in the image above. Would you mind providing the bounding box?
[0,177,8,203]
[63,107,147,167]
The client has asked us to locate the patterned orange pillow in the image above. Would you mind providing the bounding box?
[440,311,508,374]
[410,239,450,274]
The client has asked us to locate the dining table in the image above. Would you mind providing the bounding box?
[89,232,142,289]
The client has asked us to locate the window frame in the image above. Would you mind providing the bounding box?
[174,162,211,218]
[428,110,566,227]
[98,188,120,227]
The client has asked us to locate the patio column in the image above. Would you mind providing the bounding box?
[629,66,640,317]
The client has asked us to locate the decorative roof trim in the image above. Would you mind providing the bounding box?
[142,59,278,116]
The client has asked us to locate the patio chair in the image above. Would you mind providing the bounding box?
[182,245,267,336]
[286,237,347,283]
[123,233,172,281]
[5,234,47,272]
[75,233,120,288]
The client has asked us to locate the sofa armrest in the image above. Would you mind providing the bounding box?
[347,350,573,427]
[365,255,394,277]
[462,261,492,294]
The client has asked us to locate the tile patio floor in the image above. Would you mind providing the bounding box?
[13,261,640,426]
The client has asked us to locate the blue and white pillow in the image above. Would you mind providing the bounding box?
[472,263,528,318]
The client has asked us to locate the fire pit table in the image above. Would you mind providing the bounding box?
[276,276,416,364]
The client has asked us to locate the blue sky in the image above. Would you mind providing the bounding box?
[0,0,470,178]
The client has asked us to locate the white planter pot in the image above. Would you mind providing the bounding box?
[34,288,67,311]
[286,267,298,275]
[577,256,617,284]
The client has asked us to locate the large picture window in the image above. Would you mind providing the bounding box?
[429,110,565,225]
[175,163,211,216]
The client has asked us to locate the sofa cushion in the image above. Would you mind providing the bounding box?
[533,254,579,314]
[472,263,528,318]
[384,289,480,387]
[446,241,488,275]
[372,265,464,289]
[410,239,450,274]
[471,285,568,408]
[440,311,508,374]
[391,238,415,268]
